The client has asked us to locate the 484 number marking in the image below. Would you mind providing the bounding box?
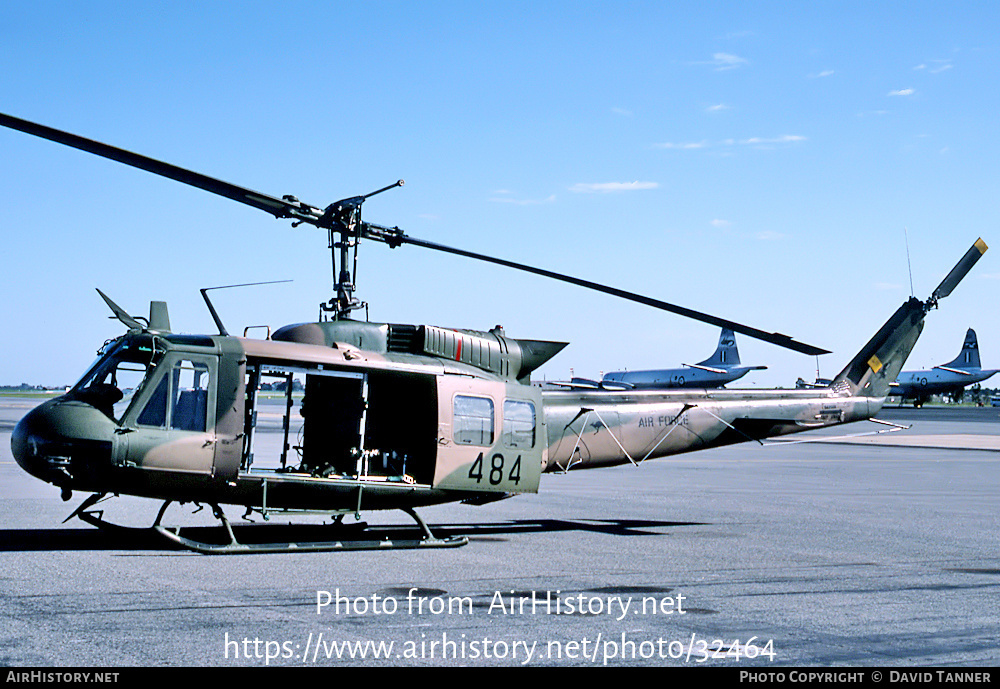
[467,452,522,486]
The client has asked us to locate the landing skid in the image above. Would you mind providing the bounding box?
[74,498,467,553]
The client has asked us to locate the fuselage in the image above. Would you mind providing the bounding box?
[11,325,877,514]
[892,368,998,399]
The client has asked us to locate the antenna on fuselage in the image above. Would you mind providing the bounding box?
[200,280,293,336]
[904,227,915,298]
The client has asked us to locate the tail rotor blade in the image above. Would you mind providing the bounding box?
[931,238,988,302]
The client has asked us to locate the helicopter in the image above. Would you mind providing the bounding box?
[1,112,988,553]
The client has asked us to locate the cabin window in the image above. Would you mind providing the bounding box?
[170,360,210,432]
[502,399,535,449]
[454,395,494,446]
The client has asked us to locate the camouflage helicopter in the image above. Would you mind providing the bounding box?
[1,112,988,553]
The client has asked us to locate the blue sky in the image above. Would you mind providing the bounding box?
[1,1,998,387]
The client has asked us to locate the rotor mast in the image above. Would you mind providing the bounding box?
[293,180,404,320]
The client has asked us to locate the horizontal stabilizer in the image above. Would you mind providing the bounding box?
[683,362,728,374]
[934,365,973,376]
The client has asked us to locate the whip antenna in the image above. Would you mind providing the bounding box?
[904,227,915,298]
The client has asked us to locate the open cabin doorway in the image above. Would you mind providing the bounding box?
[241,362,438,485]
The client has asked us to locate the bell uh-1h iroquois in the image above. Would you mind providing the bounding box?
[0,113,989,553]
[890,328,999,407]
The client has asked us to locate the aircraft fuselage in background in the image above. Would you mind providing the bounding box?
[890,328,998,406]
[601,328,766,389]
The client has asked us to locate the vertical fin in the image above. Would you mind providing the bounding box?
[832,298,926,397]
[944,329,981,370]
[698,328,740,367]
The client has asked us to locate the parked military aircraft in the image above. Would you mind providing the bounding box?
[890,328,998,407]
[599,328,766,389]
[0,112,989,553]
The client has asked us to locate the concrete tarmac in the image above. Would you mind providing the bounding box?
[1,397,998,667]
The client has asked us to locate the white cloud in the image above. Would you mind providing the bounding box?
[489,193,556,205]
[756,230,786,241]
[741,135,807,145]
[706,103,730,113]
[809,70,835,78]
[654,140,709,150]
[612,107,633,117]
[888,88,915,96]
[711,219,731,228]
[916,60,953,74]
[690,53,747,70]
[711,52,748,70]
[656,135,806,150]
[569,181,659,193]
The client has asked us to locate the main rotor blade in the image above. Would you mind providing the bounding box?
[0,112,830,355]
[95,289,143,331]
[931,238,988,302]
[394,234,831,356]
[0,112,319,223]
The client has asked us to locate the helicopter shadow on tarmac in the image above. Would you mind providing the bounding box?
[0,517,702,553]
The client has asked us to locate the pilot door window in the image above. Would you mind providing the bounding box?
[136,360,211,432]
[108,362,151,423]
[453,395,495,446]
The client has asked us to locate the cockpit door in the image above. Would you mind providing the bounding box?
[119,353,218,475]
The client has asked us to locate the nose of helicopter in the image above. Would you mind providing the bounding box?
[11,402,52,480]
[11,398,115,490]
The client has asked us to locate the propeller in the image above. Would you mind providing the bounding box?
[0,111,830,355]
